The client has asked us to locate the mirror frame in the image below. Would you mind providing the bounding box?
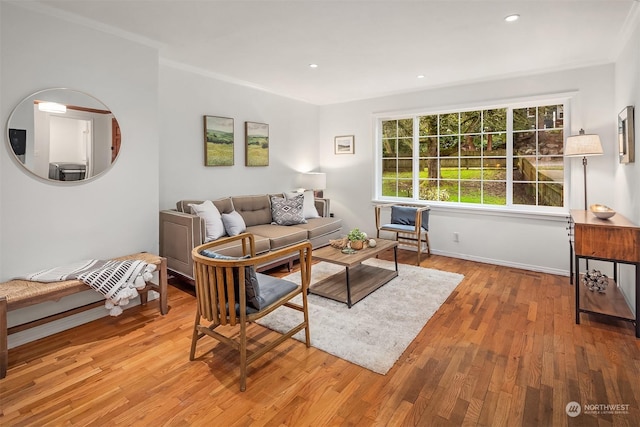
[5,87,121,184]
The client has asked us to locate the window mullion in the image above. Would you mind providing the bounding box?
[506,107,514,206]
[412,116,419,200]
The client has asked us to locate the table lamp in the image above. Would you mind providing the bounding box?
[565,129,603,210]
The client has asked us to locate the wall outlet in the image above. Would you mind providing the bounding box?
[453,232,459,242]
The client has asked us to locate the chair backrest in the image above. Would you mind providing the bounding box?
[390,205,430,231]
[192,233,313,328]
[192,234,257,327]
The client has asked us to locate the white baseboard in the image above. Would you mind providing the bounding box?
[429,248,569,277]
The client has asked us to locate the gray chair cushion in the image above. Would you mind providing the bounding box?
[199,250,262,309]
[390,206,429,231]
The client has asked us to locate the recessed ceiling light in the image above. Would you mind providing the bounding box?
[504,14,520,22]
[417,75,425,79]
[309,63,318,68]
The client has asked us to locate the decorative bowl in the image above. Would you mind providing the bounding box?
[590,204,616,220]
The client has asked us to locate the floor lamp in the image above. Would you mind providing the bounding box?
[565,129,603,210]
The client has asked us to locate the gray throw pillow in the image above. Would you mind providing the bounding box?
[221,210,247,236]
[270,194,307,226]
[199,250,263,309]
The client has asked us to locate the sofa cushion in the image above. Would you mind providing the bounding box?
[209,234,271,257]
[270,194,307,226]
[188,200,226,242]
[221,210,247,236]
[246,224,308,250]
[293,216,343,240]
[285,190,320,219]
[177,197,234,214]
[231,195,273,227]
[212,197,235,214]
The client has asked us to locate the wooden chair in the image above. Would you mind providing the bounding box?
[375,203,431,265]
[189,233,312,391]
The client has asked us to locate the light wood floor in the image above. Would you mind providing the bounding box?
[1,251,639,426]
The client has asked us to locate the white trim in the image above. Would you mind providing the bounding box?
[372,91,579,119]
[12,1,163,50]
[430,248,569,277]
[372,198,569,222]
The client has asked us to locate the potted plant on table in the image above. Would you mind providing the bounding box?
[347,228,368,250]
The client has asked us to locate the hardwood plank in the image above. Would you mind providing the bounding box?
[1,250,639,426]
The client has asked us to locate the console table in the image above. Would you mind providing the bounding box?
[570,210,640,337]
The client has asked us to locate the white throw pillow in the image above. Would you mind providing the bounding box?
[285,190,319,219]
[189,200,225,242]
[221,210,247,236]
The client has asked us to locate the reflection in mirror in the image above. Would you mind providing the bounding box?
[6,88,121,182]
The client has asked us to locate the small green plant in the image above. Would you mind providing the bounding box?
[347,228,367,241]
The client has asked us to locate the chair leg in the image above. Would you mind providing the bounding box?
[239,321,248,392]
[189,312,202,361]
[302,290,311,347]
[425,233,431,255]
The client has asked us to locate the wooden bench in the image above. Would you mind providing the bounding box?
[0,253,168,379]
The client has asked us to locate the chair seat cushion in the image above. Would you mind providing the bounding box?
[381,223,426,233]
[255,273,298,308]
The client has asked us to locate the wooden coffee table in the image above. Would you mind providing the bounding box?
[310,239,398,308]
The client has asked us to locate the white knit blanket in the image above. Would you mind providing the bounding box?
[19,259,157,316]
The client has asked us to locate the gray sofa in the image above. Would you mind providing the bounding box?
[159,193,342,281]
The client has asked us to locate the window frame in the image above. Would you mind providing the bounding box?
[374,94,574,215]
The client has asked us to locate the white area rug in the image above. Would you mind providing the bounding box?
[256,258,464,374]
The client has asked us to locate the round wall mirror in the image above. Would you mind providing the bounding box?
[6,88,121,183]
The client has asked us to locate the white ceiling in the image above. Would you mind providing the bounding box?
[23,0,640,105]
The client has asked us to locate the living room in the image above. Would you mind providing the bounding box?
[1,0,639,424]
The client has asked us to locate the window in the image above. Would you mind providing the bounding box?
[378,100,566,209]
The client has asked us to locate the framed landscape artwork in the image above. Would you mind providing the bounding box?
[335,135,355,154]
[204,115,234,166]
[245,121,269,166]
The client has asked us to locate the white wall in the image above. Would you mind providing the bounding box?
[0,3,159,344]
[319,65,617,275]
[613,8,640,311]
[159,62,319,209]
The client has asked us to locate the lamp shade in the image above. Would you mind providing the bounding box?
[297,172,326,190]
[565,130,603,157]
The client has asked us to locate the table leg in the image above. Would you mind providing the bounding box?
[575,254,581,325]
[158,257,168,315]
[0,296,7,379]
[394,246,398,272]
[636,263,640,338]
[345,267,352,308]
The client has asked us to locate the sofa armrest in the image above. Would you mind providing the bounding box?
[314,198,331,217]
[159,209,204,280]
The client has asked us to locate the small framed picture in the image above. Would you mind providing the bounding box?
[335,135,355,154]
[203,115,234,166]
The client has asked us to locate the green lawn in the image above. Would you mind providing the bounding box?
[382,168,507,203]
